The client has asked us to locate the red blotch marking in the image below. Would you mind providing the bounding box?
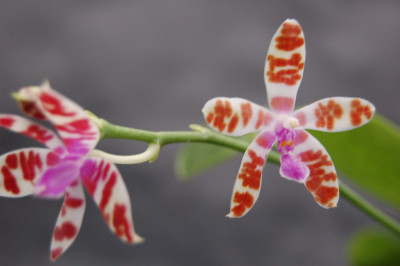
[256,131,275,148]
[315,100,343,130]
[39,92,75,117]
[299,150,338,206]
[238,149,264,190]
[66,197,84,208]
[113,204,133,242]
[54,221,77,241]
[5,154,18,169]
[51,247,63,261]
[255,110,273,130]
[240,102,252,127]
[350,99,373,126]
[0,117,14,128]
[99,171,117,212]
[46,152,61,166]
[231,191,254,217]
[294,112,306,126]
[18,100,46,120]
[266,53,304,86]
[206,113,214,124]
[228,114,239,133]
[294,130,308,145]
[1,166,20,194]
[20,124,54,144]
[206,100,245,133]
[82,160,104,195]
[275,22,304,51]
[20,150,39,182]
[270,97,294,112]
[56,119,96,135]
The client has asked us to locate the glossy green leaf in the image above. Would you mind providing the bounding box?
[310,114,400,209]
[347,227,400,266]
[175,143,239,181]
[175,133,256,181]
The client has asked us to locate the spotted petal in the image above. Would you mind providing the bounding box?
[0,148,53,197]
[227,129,276,218]
[293,97,375,132]
[80,158,143,243]
[293,129,339,208]
[264,19,305,114]
[35,88,100,156]
[50,181,86,261]
[0,114,63,150]
[202,97,275,136]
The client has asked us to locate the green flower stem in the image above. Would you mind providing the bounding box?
[339,181,400,236]
[99,118,400,237]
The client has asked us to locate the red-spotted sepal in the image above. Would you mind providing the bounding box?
[227,130,276,217]
[0,148,53,197]
[293,129,339,208]
[293,97,375,132]
[80,158,143,244]
[202,97,275,136]
[35,89,100,156]
[0,114,63,150]
[50,181,86,261]
[264,19,305,114]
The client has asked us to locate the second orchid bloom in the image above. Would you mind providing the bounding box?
[202,19,375,218]
[0,83,142,261]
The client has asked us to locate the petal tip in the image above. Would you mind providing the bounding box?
[133,234,145,244]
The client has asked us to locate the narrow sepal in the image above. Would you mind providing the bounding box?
[293,97,375,132]
[227,130,276,218]
[264,19,305,113]
[0,114,63,150]
[50,181,86,261]
[80,158,143,244]
[35,88,100,156]
[202,97,275,136]
[0,148,52,197]
[293,129,339,208]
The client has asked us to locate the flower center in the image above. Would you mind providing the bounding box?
[282,116,299,130]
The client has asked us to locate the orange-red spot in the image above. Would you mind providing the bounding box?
[238,149,264,190]
[113,204,133,242]
[20,150,38,182]
[350,99,372,126]
[266,53,304,86]
[294,130,308,145]
[231,191,254,217]
[240,102,252,127]
[208,100,234,132]
[54,221,77,241]
[270,97,294,112]
[299,149,338,206]
[228,114,239,133]
[315,100,343,130]
[255,110,273,130]
[294,112,306,126]
[99,171,117,212]
[275,22,304,51]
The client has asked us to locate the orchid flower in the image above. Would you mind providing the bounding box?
[202,19,375,218]
[0,82,143,261]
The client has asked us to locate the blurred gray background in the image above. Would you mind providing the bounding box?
[0,1,399,265]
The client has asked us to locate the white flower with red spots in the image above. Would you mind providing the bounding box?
[202,19,375,218]
[0,82,142,261]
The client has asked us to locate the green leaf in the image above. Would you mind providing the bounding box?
[347,227,400,266]
[174,133,256,181]
[309,114,400,209]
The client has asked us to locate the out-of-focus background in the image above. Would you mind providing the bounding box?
[0,1,399,265]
